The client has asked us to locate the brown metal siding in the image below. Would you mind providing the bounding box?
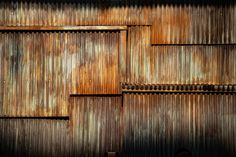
[152,5,236,44]
[69,31,120,94]
[123,93,236,157]
[0,2,235,44]
[0,31,120,117]
[125,26,236,84]
[69,96,122,156]
[0,119,68,157]
[0,1,235,157]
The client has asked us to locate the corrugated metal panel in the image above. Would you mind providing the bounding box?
[0,31,120,117]
[122,93,236,157]
[0,119,68,157]
[125,26,151,83]
[70,31,120,95]
[0,1,150,26]
[0,1,236,44]
[152,5,236,44]
[69,96,122,156]
[126,27,236,84]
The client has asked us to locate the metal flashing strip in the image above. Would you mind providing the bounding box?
[70,94,122,97]
[0,117,69,120]
[0,26,127,31]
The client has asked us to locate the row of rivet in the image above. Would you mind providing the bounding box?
[121,83,236,92]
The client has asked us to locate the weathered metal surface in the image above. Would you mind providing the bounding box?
[151,4,236,44]
[0,1,235,156]
[0,119,68,157]
[0,1,236,44]
[122,93,236,157]
[69,31,120,94]
[125,27,236,84]
[69,96,122,157]
[0,31,120,117]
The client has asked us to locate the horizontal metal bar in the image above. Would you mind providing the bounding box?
[0,116,69,120]
[151,43,236,46]
[122,90,236,94]
[70,94,123,97]
[0,26,127,31]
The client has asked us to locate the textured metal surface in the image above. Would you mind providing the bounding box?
[0,119,68,157]
[69,96,122,157]
[122,93,236,157]
[0,1,236,44]
[0,31,120,117]
[151,4,236,44]
[126,27,236,84]
[0,1,235,156]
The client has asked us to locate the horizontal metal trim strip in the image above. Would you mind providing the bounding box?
[122,90,236,94]
[0,26,127,31]
[151,44,236,46]
[70,94,123,97]
[0,117,69,120]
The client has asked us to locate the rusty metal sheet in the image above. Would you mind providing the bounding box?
[125,27,236,84]
[0,119,68,157]
[0,31,120,117]
[152,4,236,44]
[70,31,120,95]
[69,96,122,157]
[0,1,235,44]
[122,93,236,157]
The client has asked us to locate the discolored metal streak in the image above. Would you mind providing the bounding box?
[0,119,69,157]
[69,96,122,157]
[122,93,236,157]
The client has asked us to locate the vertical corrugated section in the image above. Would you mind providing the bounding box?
[0,1,236,44]
[151,4,236,44]
[70,31,120,94]
[0,31,120,116]
[122,93,236,157]
[126,34,236,84]
[0,32,69,116]
[69,96,122,157]
[0,1,151,26]
[125,26,151,83]
[0,119,68,157]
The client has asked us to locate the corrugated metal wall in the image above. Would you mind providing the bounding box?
[122,93,236,157]
[0,0,235,157]
[0,119,69,157]
[0,1,235,44]
[126,26,236,84]
[69,96,122,156]
[0,31,120,117]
